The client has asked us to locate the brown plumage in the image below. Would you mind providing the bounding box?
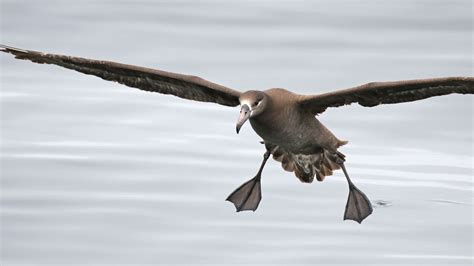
[2,44,473,223]
[266,143,345,183]
[0,45,241,107]
[299,77,473,114]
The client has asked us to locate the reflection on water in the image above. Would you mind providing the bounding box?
[372,200,392,208]
[1,0,472,265]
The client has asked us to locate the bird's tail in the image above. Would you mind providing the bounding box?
[265,143,345,183]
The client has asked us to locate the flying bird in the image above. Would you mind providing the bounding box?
[2,44,473,223]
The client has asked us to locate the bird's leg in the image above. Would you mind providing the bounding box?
[226,150,271,212]
[336,158,373,223]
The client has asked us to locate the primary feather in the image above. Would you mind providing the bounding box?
[298,77,474,114]
[0,45,242,107]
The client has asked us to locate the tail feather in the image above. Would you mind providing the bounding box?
[265,143,345,183]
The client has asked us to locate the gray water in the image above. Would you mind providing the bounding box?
[1,0,472,265]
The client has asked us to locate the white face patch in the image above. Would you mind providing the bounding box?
[240,100,252,108]
[239,100,251,114]
[240,99,260,116]
[241,100,261,108]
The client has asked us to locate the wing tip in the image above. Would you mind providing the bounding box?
[0,44,46,63]
[1,44,27,53]
[0,44,32,59]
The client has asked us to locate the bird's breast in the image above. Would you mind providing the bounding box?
[249,109,316,153]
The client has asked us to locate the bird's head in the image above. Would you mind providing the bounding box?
[236,90,268,134]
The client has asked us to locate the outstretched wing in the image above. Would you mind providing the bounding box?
[1,45,241,107]
[298,77,474,114]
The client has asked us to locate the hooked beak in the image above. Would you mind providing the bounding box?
[236,104,250,134]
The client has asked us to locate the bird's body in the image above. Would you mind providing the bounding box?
[246,88,347,183]
[2,44,473,223]
[251,88,343,154]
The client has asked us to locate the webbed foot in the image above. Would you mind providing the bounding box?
[344,183,373,223]
[226,175,262,212]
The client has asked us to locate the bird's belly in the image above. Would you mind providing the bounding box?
[250,118,317,153]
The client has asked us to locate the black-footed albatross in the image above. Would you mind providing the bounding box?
[2,45,473,223]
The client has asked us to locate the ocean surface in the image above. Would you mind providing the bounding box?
[1,0,472,265]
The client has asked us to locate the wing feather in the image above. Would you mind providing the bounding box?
[298,77,474,114]
[0,45,241,107]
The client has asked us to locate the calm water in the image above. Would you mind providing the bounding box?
[1,0,472,265]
